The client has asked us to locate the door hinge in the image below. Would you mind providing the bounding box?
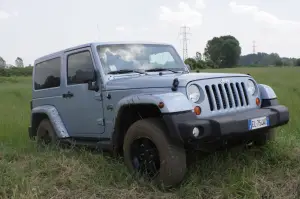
[97,118,105,126]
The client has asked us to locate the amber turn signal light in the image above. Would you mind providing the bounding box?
[194,106,201,115]
[158,102,164,108]
[256,98,260,106]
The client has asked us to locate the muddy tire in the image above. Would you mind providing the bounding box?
[253,129,276,146]
[123,118,186,188]
[36,118,58,147]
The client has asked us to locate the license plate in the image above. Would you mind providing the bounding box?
[248,116,269,130]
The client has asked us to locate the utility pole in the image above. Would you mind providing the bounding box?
[179,26,191,60]
[252,40,256,54]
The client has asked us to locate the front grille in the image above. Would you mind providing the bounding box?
[205,82,249,111]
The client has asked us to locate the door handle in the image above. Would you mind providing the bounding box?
[62,91,74,98]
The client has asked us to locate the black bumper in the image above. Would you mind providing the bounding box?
[162,104,289,147]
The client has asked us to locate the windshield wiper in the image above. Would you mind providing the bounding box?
[107,69,146,75]
[145,68,179,73]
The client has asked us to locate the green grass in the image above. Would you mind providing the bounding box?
[0,67,299,199]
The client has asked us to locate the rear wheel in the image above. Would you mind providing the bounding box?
[36,118,58,147]
[123,118,186,188]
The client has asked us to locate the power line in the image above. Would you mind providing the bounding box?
[179,26,191,60]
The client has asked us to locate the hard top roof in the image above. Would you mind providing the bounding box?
[34,41,173,64]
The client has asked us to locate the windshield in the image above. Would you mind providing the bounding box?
[96,44,185,74]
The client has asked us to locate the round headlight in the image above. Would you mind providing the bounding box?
[187,84,201,102]
[247,79,256,95]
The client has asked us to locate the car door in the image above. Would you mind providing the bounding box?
[58,47,105,138]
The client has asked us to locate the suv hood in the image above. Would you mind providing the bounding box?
[104,72,250,90]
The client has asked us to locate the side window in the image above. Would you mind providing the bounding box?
[34,57,61,90]
[67,50,95,85]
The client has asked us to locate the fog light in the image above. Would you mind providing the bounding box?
[192,127,200,137]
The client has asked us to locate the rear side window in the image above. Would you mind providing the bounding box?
[67,51,95,85]
[34,57,61,90]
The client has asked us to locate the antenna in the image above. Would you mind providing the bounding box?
[252,40,256,54]
[179,26,191,60]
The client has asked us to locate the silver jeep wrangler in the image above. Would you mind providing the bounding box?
[29,42,289,187]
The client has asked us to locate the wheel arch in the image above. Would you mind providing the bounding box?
[258,84,277,100]
[31,105,70,139]
[112,93,192,154]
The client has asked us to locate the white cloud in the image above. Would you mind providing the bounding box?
[140,27,149,31]
[12,11,19,17]
[0,10,18,19]
[0,10,10,19]
[229,1,300,28]
[159,1,205,27]
[115,26,125,31]
[195,0,206,9]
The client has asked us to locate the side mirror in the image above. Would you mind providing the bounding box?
[76,70,99,92]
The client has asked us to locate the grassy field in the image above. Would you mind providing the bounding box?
[0,67,299,199]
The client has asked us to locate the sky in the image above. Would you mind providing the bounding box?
[0,0,299,66]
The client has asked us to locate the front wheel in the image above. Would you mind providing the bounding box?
[123,118,186,188]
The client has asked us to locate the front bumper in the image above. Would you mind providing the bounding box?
[163,104,289,148]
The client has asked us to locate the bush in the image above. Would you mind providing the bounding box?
[184,57,220,70]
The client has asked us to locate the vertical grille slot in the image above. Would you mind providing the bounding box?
[205,85,214,111]
[235,83,244,106]
[218,84,227,109]
[224,83,233,108]
[230,83,239,107]
[211,85,221,110]
[241,82,249,105]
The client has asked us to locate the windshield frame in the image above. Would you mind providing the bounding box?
[96,43,186,75]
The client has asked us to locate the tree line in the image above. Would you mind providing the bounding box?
[0,66,33,77]
[0,56,32,76]
[184,35,300,70]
